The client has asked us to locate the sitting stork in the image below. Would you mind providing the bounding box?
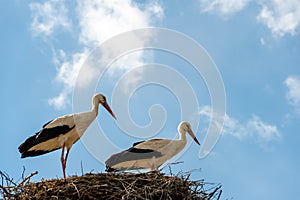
[18,94,116,179]
[105,121,200,172]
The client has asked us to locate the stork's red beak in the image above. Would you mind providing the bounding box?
[103,102,116,119]
[187,129,200,145]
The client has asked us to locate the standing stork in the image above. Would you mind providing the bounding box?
[18,94,116,179]
[105,121,200,172]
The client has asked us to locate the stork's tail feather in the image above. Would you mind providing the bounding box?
[18,132,60,158]
[18,143,25,153]
[18,133,38,154]
[105,166,118,172]
[20,149,55,158]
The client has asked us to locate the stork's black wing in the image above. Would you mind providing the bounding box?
[105,141,163,171]
[18,121,75,158]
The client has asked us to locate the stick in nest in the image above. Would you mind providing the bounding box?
[16,171,38,188]
[0,185,12,196]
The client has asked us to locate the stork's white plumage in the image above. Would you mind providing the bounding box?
[105,121,200,172]
[18,94,116,179]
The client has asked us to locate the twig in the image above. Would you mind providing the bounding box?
[217,189,222,200]
[0,185,12,196]
[207,185,222,200]
[21,166,26,180]
[168,161,184,165]
[168,165,173,176]
[81,160,84,176]
[161,161,184,174]
[0,171,17,186]
[71,182,80,198]
[16,171,38,187]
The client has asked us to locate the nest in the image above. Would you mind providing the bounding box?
[1,171,222,200]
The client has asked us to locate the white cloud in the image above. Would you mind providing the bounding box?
[285,76,300,113]
[260,37,266,45]
[198,0,300,37]
[29,0,71,36]
[146,2,164,20]
[247,115,281,142]
[49,50,88,109]
[31,0,163,110]
[48,92,69,110]
[198,0,250,16]
[257,0,300,37]
[199,105,281,143]
[77,0,162,46]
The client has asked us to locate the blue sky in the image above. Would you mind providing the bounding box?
[1,0,300,199]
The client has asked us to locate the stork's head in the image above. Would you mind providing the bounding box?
[178,121,200,145]
[93,94,116,119]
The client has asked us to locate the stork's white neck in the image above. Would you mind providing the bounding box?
[91,101,100,116]
[178,129,187,143]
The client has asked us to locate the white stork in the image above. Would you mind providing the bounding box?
[18,94,116,179]
[105,121,200,172]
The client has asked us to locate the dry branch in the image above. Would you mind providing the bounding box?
[16,171,38,188]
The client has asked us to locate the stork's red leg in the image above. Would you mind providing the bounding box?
[150,156,157,171]
[64,148,71,173]
[61,143,66,179]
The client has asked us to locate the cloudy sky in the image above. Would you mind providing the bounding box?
[1,0,300,199]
